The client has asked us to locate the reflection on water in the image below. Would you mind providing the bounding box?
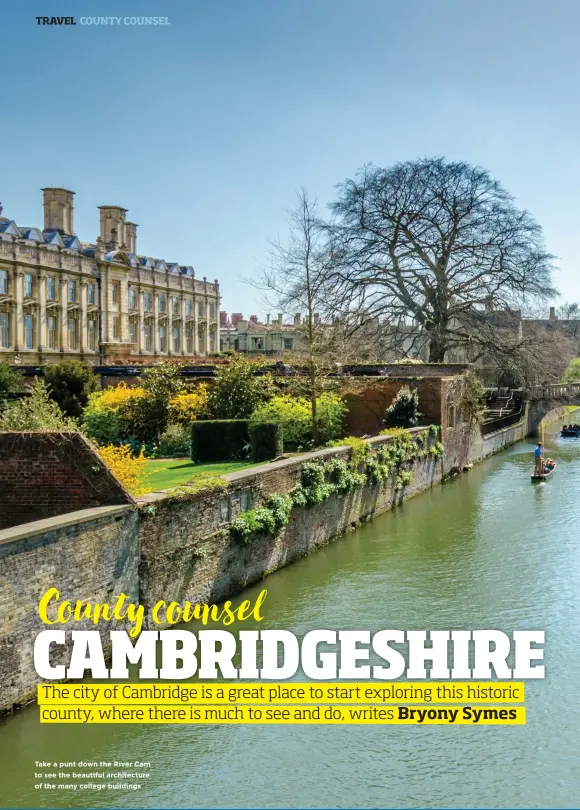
[0,424,579,809]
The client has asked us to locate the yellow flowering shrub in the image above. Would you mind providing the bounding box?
[168,385,209,425]
[97,444,151,496]
[89,382,146,412]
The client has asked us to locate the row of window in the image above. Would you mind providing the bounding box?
[130,323,211,354]
[246,337,294,351]
[0,312,97,351]
[0,271,217,320]
[0,270,96,305]
[129,288,215,319]
[0,311,216,354]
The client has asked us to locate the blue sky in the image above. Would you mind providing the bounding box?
[3,1,580,316]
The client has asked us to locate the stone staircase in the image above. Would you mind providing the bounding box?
[483,394,513,420]
[481,389,523,435]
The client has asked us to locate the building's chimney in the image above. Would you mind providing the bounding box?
[42,188,75,235]
[277,312,283,325]
[219,311,228,327]
[231,313,243,328]
[294,313,301,326]
[266,313,271,325]
[314,312,320,324]
[125,221,137,253]
[549,306,557,322]
[99,205,128,248]
[250,315,258,324]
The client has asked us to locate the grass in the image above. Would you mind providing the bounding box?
[144,458,263,490]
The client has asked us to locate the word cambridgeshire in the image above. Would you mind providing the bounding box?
[34,628,545,680]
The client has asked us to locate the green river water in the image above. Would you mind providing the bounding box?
[1,424,579,809]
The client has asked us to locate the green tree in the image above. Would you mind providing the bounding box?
[207,355,275,419]
[384,386,420,428]
[0,379,76,430]
[562,358,580,383]
[44,360,99,418]
[127,362,186,442]
[0,362,23,409]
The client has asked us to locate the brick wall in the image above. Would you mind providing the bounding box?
[138,433,442,614]
[371,363,469,377]
[344,378,443,436]
[0,505,139,714]
[0,416,527,715]
[0,432,134,530]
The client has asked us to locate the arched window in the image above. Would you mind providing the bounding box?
[447,404,456,428]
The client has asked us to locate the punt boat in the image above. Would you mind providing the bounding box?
[531,462,557,482]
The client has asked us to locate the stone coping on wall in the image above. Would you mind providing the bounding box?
[0,504,135,548]
[136,426,432,503]
[482,416,526,441]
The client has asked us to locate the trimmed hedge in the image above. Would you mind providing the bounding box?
[191,419,249,462]
[249,421,283,462]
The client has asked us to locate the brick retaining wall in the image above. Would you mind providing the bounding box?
[0,432,134,530]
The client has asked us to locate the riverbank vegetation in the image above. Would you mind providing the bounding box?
[230,426,442,545]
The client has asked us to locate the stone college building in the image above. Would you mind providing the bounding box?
[0,189,221,364]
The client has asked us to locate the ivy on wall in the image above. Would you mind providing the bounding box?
[230,426,443,545]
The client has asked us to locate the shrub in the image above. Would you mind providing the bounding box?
[168,385,209,425]
[0,379,76,430]
[96,444,151,496]
[127,363,186,442]
[267,493,293,529]
[325,456,363,492]
[82,383,145,444]
[0,362,23,408]
[191,419,249,462]
[83,408,122,445]
[44,360,99,418]
[156,424,191,457]
[328,435,371,467]
[316,393,348,443]
[250,395,311,449]
[92,383,146,411]
[250,392,347,450]
[207,355,275,419]
[562,358,580,383]
[249,421,283,461]
[168,474,228,499]
[384,386,420,428]
[395,470,414,489]
[230,493,293,545]
[290,460,335,505]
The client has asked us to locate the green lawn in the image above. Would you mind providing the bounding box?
[145,458,262,490]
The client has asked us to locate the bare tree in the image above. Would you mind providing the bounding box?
[328,157,557,362]
[257,189,336,443]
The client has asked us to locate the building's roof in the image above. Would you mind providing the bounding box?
[0,218,20,235]
[0,205,206,283]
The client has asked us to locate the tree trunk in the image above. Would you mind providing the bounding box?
[428,335,447,363]
[309,361,319,445]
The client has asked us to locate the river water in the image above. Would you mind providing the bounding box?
[1,424,579,809]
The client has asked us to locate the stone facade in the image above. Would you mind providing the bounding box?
[220,312,307,355]
[0,505,138,713]
[0,189,220,365]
